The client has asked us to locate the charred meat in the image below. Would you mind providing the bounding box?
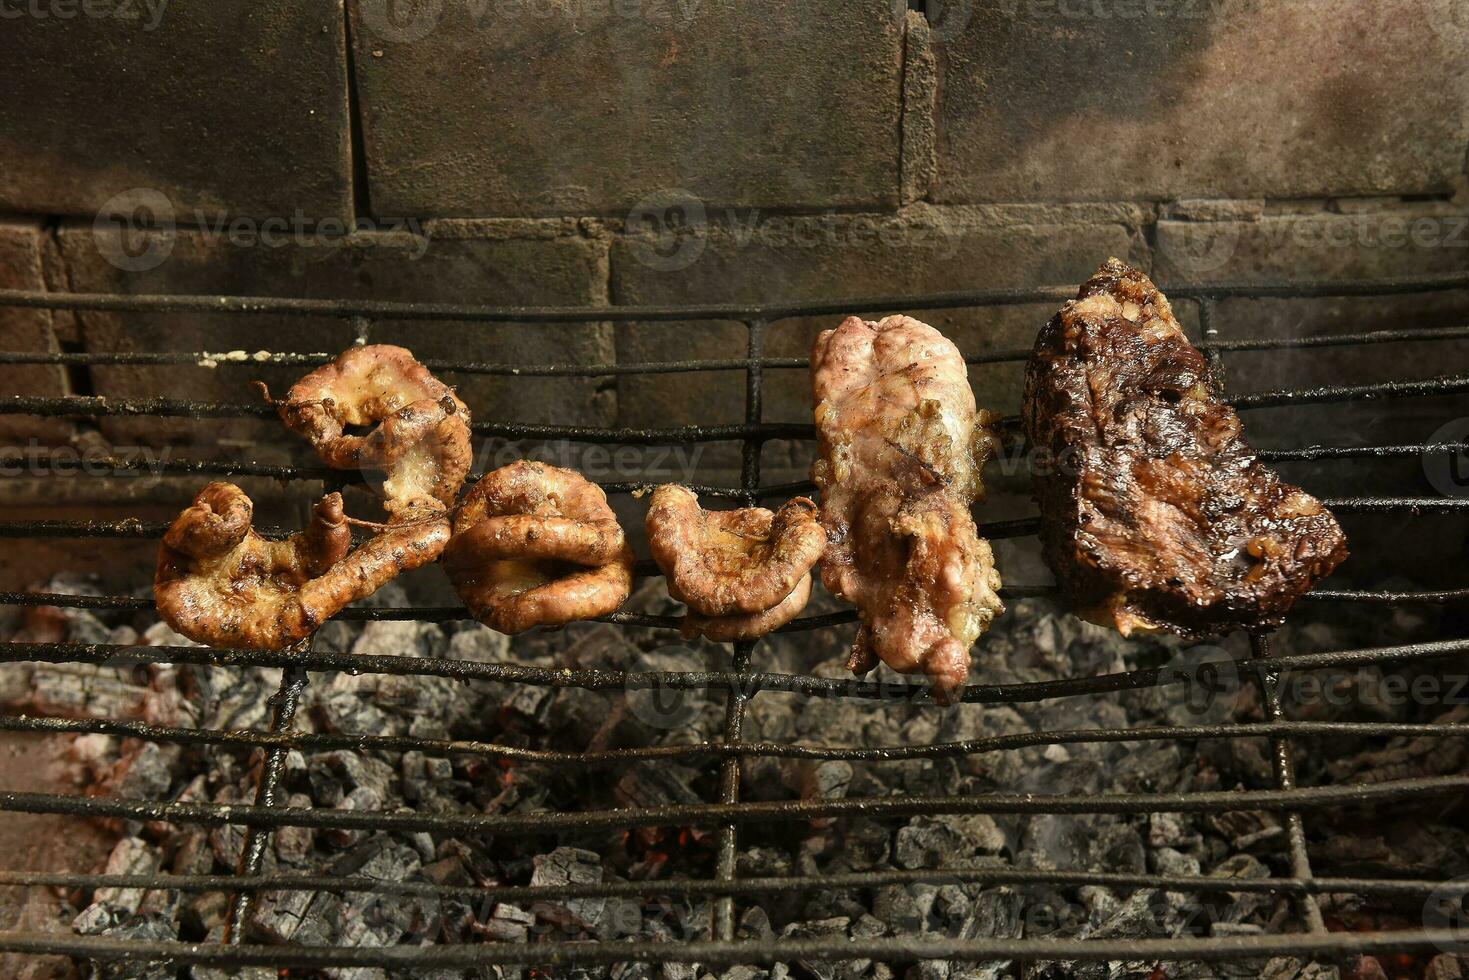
[1022,258,1347,636]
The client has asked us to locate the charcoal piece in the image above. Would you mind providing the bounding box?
[530,846,605,932]
[473,901,535,941]
[248,887,316,944]
[1209,853,1273,925]
[446,626,513,662]
[779,916,851,980]
[894,815,1004,869]
[873,884,924,932]
[737,905,774,941]
[613,763,702,810]
[74,837,159,934]
[274,794,316,865]
[87,914,178,980]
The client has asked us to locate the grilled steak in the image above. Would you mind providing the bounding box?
[1022,258,1347,636]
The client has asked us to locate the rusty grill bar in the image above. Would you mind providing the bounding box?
[0,271,1466,969]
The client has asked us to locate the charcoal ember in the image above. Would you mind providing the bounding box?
[950,966,1010,980]
[190,957,276,980]
[473,901,535,941]
[207,792,260,873]
[184,664,281,732]
[873,884,926,932]
[142,619,200,648]
[1314,818,1469,879]
[1426,954,1468,980]
[905,964,950,980]
[737,846,794,878]
[72,837,159,935]
[710,968,770,980]
[274,793,316,864]
[782,759,853,808]
[802,887,868,923]
[91,741,180,833]
[831,820,890,871]
[614,762,702,811]
[530,846,605,932]
[1209,853,1273,925]
[968,887,1023,940]
[399,751,453,804]
[315,618,358,653]
[248,886,317,943]
[85,914,178,980]
[778,916,852,980]
[1149,811,1203,850]
[894,815,1005,869]
[594,894,646,940]
[737,904,774,941]
[445,625,512,663]
[1328,704,1469,784]
[21,662,149,719]
[1208,810,1285,854]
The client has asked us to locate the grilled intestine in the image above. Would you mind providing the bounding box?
[155,482,450,649]
[1022,258,1348,636]
[811,314,1004,701]
[261,344,471,520]
[645,485,824,641]
[442,461,634,633]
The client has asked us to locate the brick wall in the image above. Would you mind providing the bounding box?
[1,0,1467,489]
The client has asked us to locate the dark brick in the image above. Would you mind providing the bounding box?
[0,220,71,446]
[56,219,611,458]
[0,4,351,220]
[350,0,904,216]
[931,1,1469,203]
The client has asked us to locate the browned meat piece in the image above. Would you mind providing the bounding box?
[443,461,634,633]
[260,345,472,518]
[812,315,1005,700]
[646,486,823,615]
[1022,258,1348,636]
[680,572,814,643]
[155,482,450,649]
[645,485,823,641]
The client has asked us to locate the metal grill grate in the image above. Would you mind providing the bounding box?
[0,272,1467,971]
